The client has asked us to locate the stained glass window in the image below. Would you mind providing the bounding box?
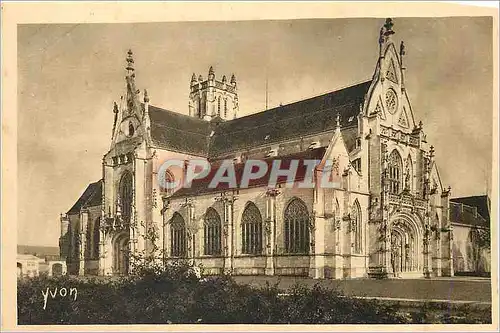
[170,213,187,257]
[352,200,362,254]
[388,150,403,194]
[241,202,263,254]
[204,208,222,256]
[284,198,310,254]
[119,172,133,224]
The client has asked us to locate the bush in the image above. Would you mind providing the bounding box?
[17,262,491,325]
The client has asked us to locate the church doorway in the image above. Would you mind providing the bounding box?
[112,232,130,275]
[389,216,422,278]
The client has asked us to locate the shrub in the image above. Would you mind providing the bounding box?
[17,262,491,325]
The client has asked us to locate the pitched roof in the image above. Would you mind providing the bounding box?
[67,180,103,214]
[148,105,212,156]
[147,80,371,157]
[170,147,328,198]
[208,81,371,157]
[450,195,490,223]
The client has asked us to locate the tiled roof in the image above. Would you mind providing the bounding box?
[208,81,371,157]
[148,105,212,156]
[170,147,328,198]
[147,80,371,157]
[450,195,490,223]
[67,180,103,214]
[449,197,490,228]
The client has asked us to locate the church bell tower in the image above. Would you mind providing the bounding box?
[188,66,239,121]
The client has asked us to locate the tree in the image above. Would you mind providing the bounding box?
[469,226,490,273]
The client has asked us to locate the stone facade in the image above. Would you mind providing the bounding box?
[60,18,484,279]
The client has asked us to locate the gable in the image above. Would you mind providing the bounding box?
[385,58,399,84]
[429,161,444,194]
[67,180,103,214]
[398,107,410,128]
[364,42,416,132]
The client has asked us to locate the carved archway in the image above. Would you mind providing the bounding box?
[389,212,423,277]
[112,232,130,275]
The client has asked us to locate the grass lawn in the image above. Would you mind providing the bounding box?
[232,275,492,303]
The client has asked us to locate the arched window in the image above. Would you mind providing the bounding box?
[241,202,263,254]
[119,172,133,224]
[93,217,100,259]
[162,170,175,196]
[224,99,228,118]
[170,213,187,257]
[73,222,80,261]
[284,198,310,254]
[217,96,221,117]
[352,200,362,254]
[204,208,222,256]
[85,222,92,259]
[388,150,403,194]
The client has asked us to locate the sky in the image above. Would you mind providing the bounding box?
[17,17,493,247]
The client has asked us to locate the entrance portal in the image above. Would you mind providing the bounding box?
[389,216,423,278]
[113,232,130,275]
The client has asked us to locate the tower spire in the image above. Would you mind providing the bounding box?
[379,18,395,58]
[112,102,119,139]
[383,18,395,37]
[208,66,215,81]
[126,49,135,77]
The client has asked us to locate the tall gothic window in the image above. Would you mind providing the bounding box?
[284,198,310,254]
[85,222,92,259]
[73,222,80,261]
[241,202,263,254]
[217,96,221,117]
[224,99,228,118]
[204,208,222,256]
[388,150,403,194]
[93,217,100,259]
[352,200,362,254]
[119,172,133,224]
[170,213,187,257]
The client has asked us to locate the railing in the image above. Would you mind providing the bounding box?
[388,193,427,209]
[380,126,420,147]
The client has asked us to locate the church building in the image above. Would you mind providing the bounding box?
[59,18,487,279]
